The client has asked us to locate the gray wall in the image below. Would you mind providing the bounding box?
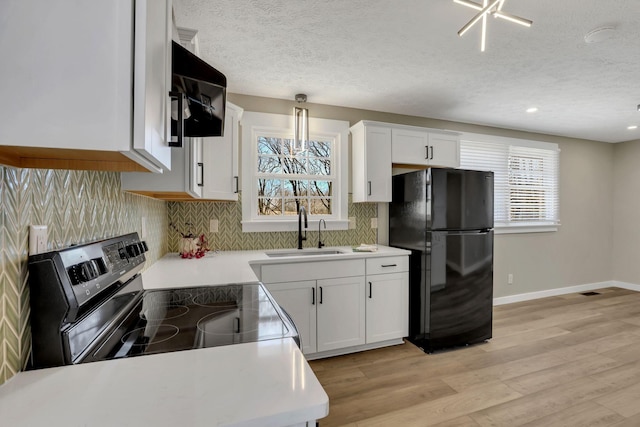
[613,139,640,284]
[230,93,617,298]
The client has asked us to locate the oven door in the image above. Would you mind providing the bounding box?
[65,276,144,364]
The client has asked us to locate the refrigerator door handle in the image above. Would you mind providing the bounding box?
[439,230,492,236]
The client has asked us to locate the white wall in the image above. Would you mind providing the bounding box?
[229,93,616,298]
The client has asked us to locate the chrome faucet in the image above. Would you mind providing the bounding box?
[297,206,308,249]
[318,219,326,249]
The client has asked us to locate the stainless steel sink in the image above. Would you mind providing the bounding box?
[265,249,345,258]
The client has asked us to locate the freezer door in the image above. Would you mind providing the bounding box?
[430,168,494,231]
[425,230,493,351]
[389,170,428,251]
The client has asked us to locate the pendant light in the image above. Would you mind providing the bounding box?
[293,94,309,153]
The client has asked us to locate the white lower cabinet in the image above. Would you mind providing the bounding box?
[267,280,317,354]
[264,276,365,355]
[366,272,409,343]
[365,256,410,344]
[261,255,408,359]
[316,277,366,352]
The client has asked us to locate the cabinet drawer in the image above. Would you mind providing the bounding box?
[261,259,365,283]
[365,256,408,275]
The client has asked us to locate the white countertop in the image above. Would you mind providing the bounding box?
[142,245,410,289]
[0,339,327,427]
[3,246,409,426]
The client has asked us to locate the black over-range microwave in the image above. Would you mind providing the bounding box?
[170,40,227,147]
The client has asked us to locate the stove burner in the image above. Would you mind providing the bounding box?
[121,325,179,346]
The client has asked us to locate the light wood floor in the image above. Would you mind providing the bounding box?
[309,287,640,426]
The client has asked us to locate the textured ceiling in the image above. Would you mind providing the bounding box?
[173,0,640,143]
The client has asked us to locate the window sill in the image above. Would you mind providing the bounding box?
[495,224,559,235]
[242,219,349,233]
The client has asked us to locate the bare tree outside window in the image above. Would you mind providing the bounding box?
[256,136,333,217]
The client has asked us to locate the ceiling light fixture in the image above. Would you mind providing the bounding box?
[526,107,538,113]
[454,0,532,51]
[293,94,309,153]
[628,125,638,130]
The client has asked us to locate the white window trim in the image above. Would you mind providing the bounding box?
[241,112,349,232]
[460,132,560,235]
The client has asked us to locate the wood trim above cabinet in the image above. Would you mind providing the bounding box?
[0,146,150,172]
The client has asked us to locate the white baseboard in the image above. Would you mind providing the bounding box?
[610,281,640,292]
[493,280,622,306]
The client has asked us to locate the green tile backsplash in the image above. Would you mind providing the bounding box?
[168,194,377,252]
[0,167,167,385]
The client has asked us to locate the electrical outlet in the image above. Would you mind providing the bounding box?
[141,217,147,238]
[210,219,219,233]
[348,217,356,229]
[29,225,48,255]
[371,218,378,229]
[508,273,514,285]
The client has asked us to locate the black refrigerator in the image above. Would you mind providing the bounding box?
[389,168,494,353]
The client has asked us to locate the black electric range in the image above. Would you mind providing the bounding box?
[27,233,299,369]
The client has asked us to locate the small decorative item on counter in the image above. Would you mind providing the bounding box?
[353,244,378,252]
[171,222,211,259]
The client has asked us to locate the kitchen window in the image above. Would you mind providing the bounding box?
[241,112,349,232]
[459,134,560,233]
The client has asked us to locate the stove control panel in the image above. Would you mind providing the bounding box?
[45,233,148,311]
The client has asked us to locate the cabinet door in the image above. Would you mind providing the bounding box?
[0,2,133,152]
[265,281,317,354]
[364,126,392,202]
[317,277,366,352]
[132,0,172,171]
[187,138,204,198]
[391,128,430,166]
[366,272,409,343]
[201,103,242,200]
[352,123,392,203]
[429,133,460,168]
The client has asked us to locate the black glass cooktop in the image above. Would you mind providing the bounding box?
[87,283,296,361]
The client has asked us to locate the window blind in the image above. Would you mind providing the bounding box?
[460,137,560,229]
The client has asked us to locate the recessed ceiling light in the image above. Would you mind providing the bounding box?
[629,125,638,130]
[526,107,538,113]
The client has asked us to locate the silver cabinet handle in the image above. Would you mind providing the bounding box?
[430,145,434,160]
[312,287,315,305]
[234,176,239,193]
[197,162,204,187]
[381,264,397,268]
[368,282,372,299]
[368,181,372,196]
[425,145,429,159]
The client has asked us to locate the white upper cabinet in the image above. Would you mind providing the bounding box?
[351,121,460,203]
[121,103,243,200]
[351,122,392,203]
[131,0,173,171]
[391,128,460,168]
[0,0,172,172]
[201,103,243,201]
